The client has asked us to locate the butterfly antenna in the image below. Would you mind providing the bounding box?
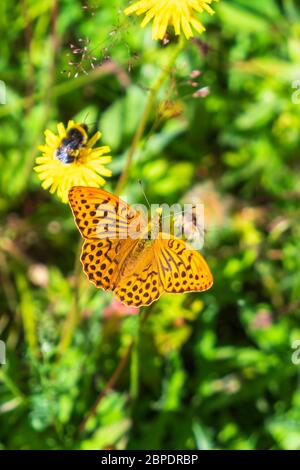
[138,180,151,209]
[161,210,183,221]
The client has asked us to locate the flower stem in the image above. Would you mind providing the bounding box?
[115,38,185,196]
[58,238,82,355]
[130,314,140,400]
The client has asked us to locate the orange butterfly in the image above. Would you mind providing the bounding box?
[68,186,213,307]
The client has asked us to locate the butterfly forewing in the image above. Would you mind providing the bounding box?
[69,186,146,239]
[69,186,142,293]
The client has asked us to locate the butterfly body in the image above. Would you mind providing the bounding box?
[119,240,150,276]
[69,187,213,307]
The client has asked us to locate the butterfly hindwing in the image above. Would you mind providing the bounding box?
[154,235,213,294]
[113,259,163,307]
[81,239,122,290]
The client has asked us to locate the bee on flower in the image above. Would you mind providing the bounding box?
[125,0,219,40]
[34,121,112,203]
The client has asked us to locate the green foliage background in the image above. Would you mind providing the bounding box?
[1,0,300,450]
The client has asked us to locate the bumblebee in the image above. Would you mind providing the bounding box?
[56,123,88,164]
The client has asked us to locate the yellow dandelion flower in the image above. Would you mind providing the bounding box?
[124,0,219,40]
[34,120,112,203]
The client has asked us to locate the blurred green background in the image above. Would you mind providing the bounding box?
[1,0,300,450]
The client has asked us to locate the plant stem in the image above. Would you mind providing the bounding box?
[0,370,27,405]
[129,305,154,402]
[78,304,154,434]
[17,274,39,359]
[78,39,184,433]
[58,238,82,354]
[115,38,185,196]
[78,341,134,434]
[130,314,140,400]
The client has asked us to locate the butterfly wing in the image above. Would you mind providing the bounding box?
[69,186,146,239]
[69,186,144,292]
[69,187,213,306]
[113,234,213,307]
[154,234,213,294]
[81,238,137,290]
[113,257,163,307]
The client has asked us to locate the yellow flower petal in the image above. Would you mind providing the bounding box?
[125,0,218,40]
[57,122,66,139]
[45,129,59,148]
[96,155,113,165]
[89,146,111,158]
[87,131,101,148]
[67,120,75,130]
